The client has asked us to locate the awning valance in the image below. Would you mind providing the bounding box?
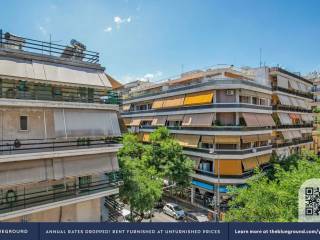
[152,99,164,109]
[242,113,260,127]
[151,116,167,126]
[215,136,240,144]
[278,113,292,125]
[183,91,214,106]
[175,134,200,148]
[258,134,271,141]
[122,104,131,111]
[129,118,141,126]
[257,154,271,165]
[167,115,184,121]
[214,160,242,176]
[242,135,259,143]
[182,113,215,127]
[201,136,215,144]
[242,157,258,171]
[162,95,185,108]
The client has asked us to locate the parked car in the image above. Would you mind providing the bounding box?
[184,211,209,222]
[163,203,185,220]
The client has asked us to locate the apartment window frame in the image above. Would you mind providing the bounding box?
[260,98,267,106]
[19,115,28,131]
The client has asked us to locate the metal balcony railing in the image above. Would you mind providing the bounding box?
[140,125,272,131]
[183,145,272,155]
[272,86,313,99]
[0,171,122,215]
[0,137,122,156]
[272,138,313,148]
[273,123,313,129]
[0,30,99,64]
[272,104,312,113]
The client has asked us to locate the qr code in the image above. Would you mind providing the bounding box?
[305,187,320,216]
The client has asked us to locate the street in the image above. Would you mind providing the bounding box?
[142,210,180,222]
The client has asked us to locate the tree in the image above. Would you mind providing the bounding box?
[225,151,320,222]
[145,127,194,190]
[118,134,163,221]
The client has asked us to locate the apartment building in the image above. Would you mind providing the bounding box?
[270,67,314,157]
[120,65,313,205]
[0,32,122,222]
[310,74,320,154]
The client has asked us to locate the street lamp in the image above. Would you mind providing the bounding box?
[209,148,220,222]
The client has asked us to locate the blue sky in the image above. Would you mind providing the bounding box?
[1,0,320,83]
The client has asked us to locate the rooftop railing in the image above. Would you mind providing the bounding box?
[0,30,99,64]
[0,171,122,215]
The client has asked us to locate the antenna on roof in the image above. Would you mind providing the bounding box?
[259,48,262,67]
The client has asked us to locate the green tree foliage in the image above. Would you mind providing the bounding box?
[225,151,320,222]
[117,127,193,221]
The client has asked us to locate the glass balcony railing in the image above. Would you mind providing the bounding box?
[0,80,121,105]
[0,171,122,215]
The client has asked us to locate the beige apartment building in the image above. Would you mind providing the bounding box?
[0,32,122,222]
[120,65,313,206]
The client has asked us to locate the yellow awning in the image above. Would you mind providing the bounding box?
[241,135,259,143]
[214,160,243,176]
[129,119,141,126]
[162,95,185,108]
[215,136,240,144]
[183,91,214,106]
[142,133,150,142]
[201,136,215,144]
[152,99,164,109]
[122,104,131,111]
[258,134,271,142]
[242,157,258,171]
[151,116,167,126]
[174,134,200,148]
[257,154,271,165]
[122,118,131,125]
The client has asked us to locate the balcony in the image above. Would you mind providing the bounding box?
[183,145,272,155]
[273,123,313,129]
[124,78,271,101]
[122,103,272,116]
[272,137,313,148]
[0,171,122,216]
[272,86,313,99]
[0,80,121,105]
[140,125,272,132]
[272,104,312,113]
[0,137,121,157]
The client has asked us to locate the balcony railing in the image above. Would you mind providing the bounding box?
[0,79,121,104]
[194,163,272,179]
[273,123,313,129]
[124,78,271,101]
[0,137,122,156]
[272,138,313,148]
[0,30,99,64]
[183,145,272,155]
[272,86,313,99]
[272,105,312,113]
[0,171,122,215]
[122,103,272,115]
[140,125,272,131]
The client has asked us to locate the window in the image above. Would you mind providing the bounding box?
[226,90,234,95]
[260,98,267,106]
[252,97,258,105]
[20,116,28,131]
[216,144,237,150]
[240,96,250,103]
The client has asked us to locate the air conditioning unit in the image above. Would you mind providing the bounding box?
[226,90,234,95]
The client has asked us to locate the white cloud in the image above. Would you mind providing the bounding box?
[113,16,132,28]
[39,26,47,36]
[104,27,112,33]
[121,71,163,83]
